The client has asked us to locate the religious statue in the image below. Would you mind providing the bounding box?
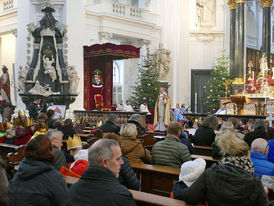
[153,87,171,131]
[259,53,268,79]
[29,80,53,97]
[18,66,26,93]
[154,43,171,81]
[0,66,10,103]
[68,65,80,94]
[43,55,56,82]
[196,0,216,26]
[247,60,254,81]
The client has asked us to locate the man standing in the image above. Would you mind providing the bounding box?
[46,129,67,171]
[65,139,136,206]
[27,97,41,121]
[152,121,191,168]
[154,87,170,131]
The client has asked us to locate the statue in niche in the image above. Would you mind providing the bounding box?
[154,43,171,81]
[68,65,80,94]
[18,66,26,93]
[0,66,10,102]
[259,53,267,79]
[43,55,56,82]
[196,0,216,26]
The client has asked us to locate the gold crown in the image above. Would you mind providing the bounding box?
[67,135,82,150]
[77,117,86,124]
[25,117,35,127]
[18,110,26,117]
[96,120,102,127]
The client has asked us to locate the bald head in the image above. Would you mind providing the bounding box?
[251,138,268,155]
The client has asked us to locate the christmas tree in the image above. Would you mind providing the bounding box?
[204,54,233,111]
[130,47,160,110]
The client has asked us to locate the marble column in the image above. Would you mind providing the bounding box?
[227,0,236,77]
[234,0,246,81]
[261,0,273,68]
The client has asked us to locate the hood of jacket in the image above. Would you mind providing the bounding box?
[16,157,53,180]
[120,137,140,154]
[207,164,262,203]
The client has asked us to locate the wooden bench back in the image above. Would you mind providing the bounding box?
[7,145,26,165]
[0,143,18,161]
[191,154,219,168]
[131,162,180,197]
[193,145,213,156]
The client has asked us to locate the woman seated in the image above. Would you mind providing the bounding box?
[192,115,218,146]
[119,123,151,163]
[181,132,269,206]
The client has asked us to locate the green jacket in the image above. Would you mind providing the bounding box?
[151,136,191,168]
[52,145,67,171]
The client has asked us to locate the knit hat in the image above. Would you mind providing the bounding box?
[179,158,206,187]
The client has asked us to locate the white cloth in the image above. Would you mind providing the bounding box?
[74,149,88,161]
[117,104,123,111]
[123,104,133,112]
[179,158,206,187]
[140,104,149,113]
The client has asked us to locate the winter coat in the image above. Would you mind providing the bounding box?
[151,136,191,168]
[267,140,274,163]
[120,136,151,163]
[65,164,136,206]
[181,164,269,206]
[173,181,188,200]
[118,155,140,190]
[99,120,120,135]
[250,152,274,178]
[193,126,215,146]
[8,157,68,206]
[52,145,67,171]
[244,127,269,147]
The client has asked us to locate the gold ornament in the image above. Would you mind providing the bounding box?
[227,0,236,9]
[235,0,246,3]
[261,0,273,8]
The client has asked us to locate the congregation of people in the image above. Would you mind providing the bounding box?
[0,102,273,205]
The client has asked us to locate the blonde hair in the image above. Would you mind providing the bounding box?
[120,123,137,137]
[216,131,249,156]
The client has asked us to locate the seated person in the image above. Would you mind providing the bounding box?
[192,115,218,146]
[64,139,136,206]
[60,119,75,140]
[228,117,245,140]
[8,134,68,206]
[120,123,151,163]
[152,121,191,168]
[244,120,269,147]
[46,129,67,171]
[46,109,55,129]
[250,138,274,178]
[123,100,133,112]
[267,140,274,163]
[63,134,84,164]
[127,114,146,136]
[180,134,269,206]
[99,114,120,135]
[173,158,206,200]
[179,131,195,154]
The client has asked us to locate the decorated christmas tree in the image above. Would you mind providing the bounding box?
[204,54,233,111]
[130,47,160,110]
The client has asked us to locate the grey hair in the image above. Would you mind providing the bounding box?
[120,123,137,137]
[45,129,63,140]
[129,114,142,122]
[251,138,268,154]
[201,115,218,129]
[88,139,119,165]
[254,120,267,130]
[108,114,119,122]
[221,121,234,132]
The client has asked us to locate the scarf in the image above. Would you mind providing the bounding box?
[219,156,254,174]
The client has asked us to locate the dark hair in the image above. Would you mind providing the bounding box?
[37,112,48,120]
[46,109,55,119]
[64,119,73,127]
[25,135,55,162]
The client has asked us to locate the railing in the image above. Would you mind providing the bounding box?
[112,2,142,19]
[3,0,13,11]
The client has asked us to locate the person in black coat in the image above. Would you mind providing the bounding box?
[8,135,68,206]
[181,133,269,206]
[179,132,195,154]
[244,120,269,147]
[127,114,146,136]
[99,114,120,135]
[65,139,136,206]
[193,115,218,146]
[27,98,41,121]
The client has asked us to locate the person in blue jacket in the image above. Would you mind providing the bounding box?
[250,138,274,178]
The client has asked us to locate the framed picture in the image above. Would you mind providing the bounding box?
[47,105,66,119]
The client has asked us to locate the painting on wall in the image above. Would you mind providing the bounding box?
[196,0,216,27]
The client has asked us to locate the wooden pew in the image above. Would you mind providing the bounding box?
[0,143,18,160]
[64,176,204,206]
[193,146,213,156]
[131,162,180,197]
[191,154,218,168]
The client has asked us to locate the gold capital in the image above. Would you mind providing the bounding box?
[227,0,236,9]
[235,0,246,3]
[261,0,273,8]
